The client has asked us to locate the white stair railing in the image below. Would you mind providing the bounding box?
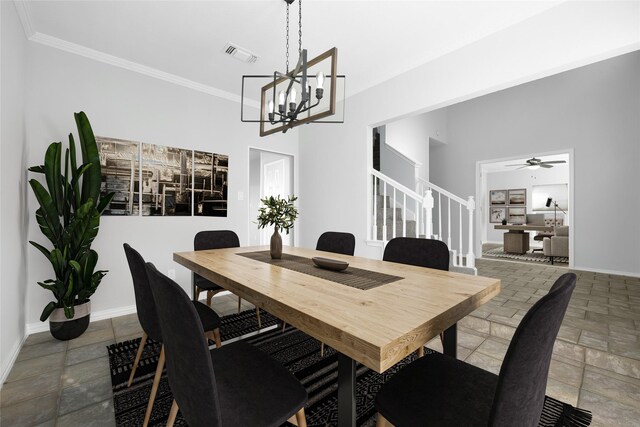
[416,177,475,269]
[368,170,475,271]
[371,169,422,242]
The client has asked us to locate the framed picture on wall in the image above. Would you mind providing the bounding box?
[508,188,526,205]
[508,207,526,225]
[490,189,507,205]
[490,207,507,223]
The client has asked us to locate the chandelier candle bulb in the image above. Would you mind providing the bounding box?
[289,86,297,112]
[316,71,324,99]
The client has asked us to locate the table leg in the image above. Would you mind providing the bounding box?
[338,352,356,427]
[443,323,457,358]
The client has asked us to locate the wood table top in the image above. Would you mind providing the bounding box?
[174,246,501,373]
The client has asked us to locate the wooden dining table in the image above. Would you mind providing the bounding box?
[174,245,501,427]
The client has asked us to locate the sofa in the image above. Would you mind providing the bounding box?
[543,226,569,264]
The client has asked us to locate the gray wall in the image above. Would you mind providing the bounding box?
[1,1,29,382]
[23,43,299,329]
[298,2,638,260]
[432,51,640,275]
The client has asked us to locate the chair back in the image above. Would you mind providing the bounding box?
[489,273,576,427]
[194,230,240,284]
[316,231,356,256]
[194,230,240,251]
[383,238,449,271]
[123,244,163,341]
[146,262,222,427]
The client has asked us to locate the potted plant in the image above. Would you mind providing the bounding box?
[28,112,114,340]
[257,195,299,259]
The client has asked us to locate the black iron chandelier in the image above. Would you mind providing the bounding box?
[241,0,344,137]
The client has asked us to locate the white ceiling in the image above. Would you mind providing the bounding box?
[25,0,565,99]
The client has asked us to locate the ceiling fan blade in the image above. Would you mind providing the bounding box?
[505,164,526,167]
[539,164,553,168]
[540,160,566,164]
[516,165,529,170]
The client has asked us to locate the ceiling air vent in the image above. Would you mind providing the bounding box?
[223,42,258,64]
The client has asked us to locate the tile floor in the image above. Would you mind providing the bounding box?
[1,258,639,426]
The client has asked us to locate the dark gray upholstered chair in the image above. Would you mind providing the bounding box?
[194,230,262,327]
[316,231,356,256]
[146,263,308,427]
[123,244,222,427]
[374,273,577,427]
[383,237,449,356]
[382,237,449,271]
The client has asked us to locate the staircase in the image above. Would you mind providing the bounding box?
[374,195,417,240]
[369,169,476,273]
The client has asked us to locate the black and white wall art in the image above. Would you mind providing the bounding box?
[141,143,193,216]
[97,137,140,215]
[194,151,228,217]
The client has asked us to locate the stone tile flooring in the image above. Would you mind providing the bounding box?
[1,259,639,426]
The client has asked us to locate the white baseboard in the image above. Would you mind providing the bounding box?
[26,304,138,335]
[0,334,27,389]
[572,265,640,279]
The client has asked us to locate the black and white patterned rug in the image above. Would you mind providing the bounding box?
[483,246,569,264]
[108,311,590,426]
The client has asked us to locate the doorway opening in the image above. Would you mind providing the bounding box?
[476,150,573,268]
[248,148,295,247]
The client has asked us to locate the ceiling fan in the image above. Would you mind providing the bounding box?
[506,157,566,170]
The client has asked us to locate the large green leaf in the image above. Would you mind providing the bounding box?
[49,248,66,280]
[44,142,64,216]
[29,180,62,246]
[69,133,81,210]
[29,241,51,260]
[97,192,115,215]
[40,302,58,322]
[74,112,101,205]
[65,200,100,256]
[28,165,45,174]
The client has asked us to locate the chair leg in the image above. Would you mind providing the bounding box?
[417,346,424,358]
[195,287,201,302]
[206,290,213,307]
[320,342,325,357]
[256,307,262,328]
[166,400,179,427]
[143,345,165,427]
[295,407,307,427]
[238,295,242,313]
[127,332,148,387]
[376,413,392,427]
[213,328,222,348]
[282,322,287,333]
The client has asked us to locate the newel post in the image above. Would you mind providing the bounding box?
[466,196,475,268]
[423,189,434,239]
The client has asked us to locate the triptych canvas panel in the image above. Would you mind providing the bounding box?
[97,136,228,217]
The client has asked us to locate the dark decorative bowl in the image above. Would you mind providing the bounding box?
[312,257,349,271]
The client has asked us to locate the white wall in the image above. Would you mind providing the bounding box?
[298,1,639,262]
[1,1,29,383]
[484,165,569,243]
[432,51,640,275]
[384,110,448,182]
[23,43,299,330]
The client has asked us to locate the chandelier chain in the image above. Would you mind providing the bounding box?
[298,0,302,56]
[285,2,290,73]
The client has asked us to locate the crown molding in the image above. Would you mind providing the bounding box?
[13,1,259,108]
[29,32,259,107]
[13,0,35,39]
